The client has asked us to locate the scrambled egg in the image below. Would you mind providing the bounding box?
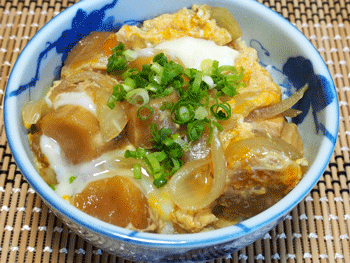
[116,5,232,48]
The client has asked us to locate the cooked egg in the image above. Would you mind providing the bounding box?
[154,37,239,69]
[53,91,97,115]
[40,134,176,223]
[40,135,127,195]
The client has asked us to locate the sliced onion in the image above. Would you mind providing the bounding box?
[282,108,302,118]
[209,7,243,40]
[225,136,303,166]
[245,84,308,121]
[169,128,226,210]
[96,90,128,142]
[22,97,52,128]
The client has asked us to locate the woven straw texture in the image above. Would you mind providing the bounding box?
[0,0,349,262]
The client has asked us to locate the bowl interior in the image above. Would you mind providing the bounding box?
[4,0,338,249]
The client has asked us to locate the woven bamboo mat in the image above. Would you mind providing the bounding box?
[0,0,349,262]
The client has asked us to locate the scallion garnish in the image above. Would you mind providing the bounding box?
[153,175,168,188]
[107,42,129,75]
[125,88,150,105]
[106,42,246,187]
[172,101,194,124]
[210,102,232,121]
[69,176,77,184]
[137,105,154,120]
[187,120,205,141]
[133,164,142,179]
[107,84,126,109]
[160,101,174,111]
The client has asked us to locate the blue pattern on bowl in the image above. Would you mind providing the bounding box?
[251,39,336,143]
[10,0,141,98]
[283,57,336,143]
[3,0,339,261]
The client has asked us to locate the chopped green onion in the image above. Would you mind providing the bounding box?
[107,43,136,75]
[122,84,134,92]
[151,62,163,75]
[194,106,208,120]
[49,184,55,191]
[133,164,142,179]
[171,134,190,152]
[172,101,194,124]
[137,105,154,120]
[154,151,168,162]
[212,60,219,71]
[107,84,126,109]
[112,42,125,52]
[210,102,232,121]
[145,83,160,93]
[122,67,139,80]
[125,147,146,159]
[200,59,214,75]
[145,154,161,174]
[202,75,215,89]
[153,175,167,188]
[104,43,247,186]
[153,53,168,66]
[187,120,205,141]
[166,142,183,158]
[191,70,203,93]
[169,158,182,175]
[162,137,174,148]
[218,65,236,74]
[212,120,224,132]
[153,74,162,84]
[160,101,174,111]
[107,53,127,75]
[222,83,239,97]
[123,49,137,61]
[124,149,137,158]
[69,176,77,184]
[136,147,146,159]
[125,88,150,105]
[124,77,137,89]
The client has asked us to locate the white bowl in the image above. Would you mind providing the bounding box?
[4,0,338,261]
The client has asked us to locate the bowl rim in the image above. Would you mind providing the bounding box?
[4,0,339,250]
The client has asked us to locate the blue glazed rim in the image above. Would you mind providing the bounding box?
[4,0,339,251]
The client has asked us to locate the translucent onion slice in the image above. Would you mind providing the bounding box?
[246,84,308,121]
[209,7,243,40]
[225,136,303,165]
[95,90,128,142]
[22,97,51,128]
[282,108,302,118]
[169,129,226,211]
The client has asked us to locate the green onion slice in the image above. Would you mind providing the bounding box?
[210,102,232,120]
[137,105,154,120]
[125,88,150,105]
[171,101,194,124]
[187,120,205,141]
[133,164,142,179]
[69,176,77,184]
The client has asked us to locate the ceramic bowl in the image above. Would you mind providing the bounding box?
[3,0,338,261]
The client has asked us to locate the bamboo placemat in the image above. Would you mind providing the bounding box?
[0,0,349,262]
